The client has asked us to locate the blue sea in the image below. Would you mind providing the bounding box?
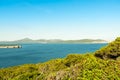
[0,43,107,68]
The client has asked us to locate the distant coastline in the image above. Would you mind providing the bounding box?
[0,38,108,44]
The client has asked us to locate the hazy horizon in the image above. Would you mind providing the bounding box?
[0,0,120,41]
[0,37,111,42]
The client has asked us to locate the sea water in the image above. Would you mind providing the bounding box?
[0,43,107,68]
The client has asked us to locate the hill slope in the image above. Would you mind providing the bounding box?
[95,37,120,60]
[0,38,120,80]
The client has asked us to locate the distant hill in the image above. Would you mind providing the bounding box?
[0,38,107,44]
[15,38,33,42]
[62,39,107,43]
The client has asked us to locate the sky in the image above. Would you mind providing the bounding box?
[0,0,120,41]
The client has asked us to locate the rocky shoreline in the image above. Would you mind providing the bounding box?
[0,45,22,48]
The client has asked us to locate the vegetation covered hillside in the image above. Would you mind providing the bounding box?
[95,37,120,60]
[0,38,120,80]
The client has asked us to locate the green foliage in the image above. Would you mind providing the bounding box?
[64,54,83,67]
[95,37,120,60]
[1,54,120,80]
[0,37,120,80]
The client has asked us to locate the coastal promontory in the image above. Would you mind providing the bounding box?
[0,37,120,80]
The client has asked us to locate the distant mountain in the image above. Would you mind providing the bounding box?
[16,38,33,42]
[0,38,108,44]
[62,39,107,43]
[14,38,33,42]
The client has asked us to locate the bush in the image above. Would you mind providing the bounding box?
[95,37,120,60]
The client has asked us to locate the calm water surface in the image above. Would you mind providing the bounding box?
[0,43,107,68]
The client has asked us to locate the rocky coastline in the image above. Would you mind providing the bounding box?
[0,45,22,48]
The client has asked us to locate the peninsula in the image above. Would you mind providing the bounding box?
[0,45,22,48]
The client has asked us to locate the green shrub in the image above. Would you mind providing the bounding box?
[95,37,120,59]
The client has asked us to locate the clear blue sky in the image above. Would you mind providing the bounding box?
[0,0,120,41]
